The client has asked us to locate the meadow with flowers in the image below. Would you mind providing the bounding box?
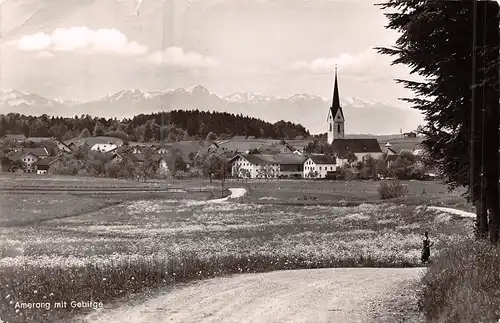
[0,186,473,323]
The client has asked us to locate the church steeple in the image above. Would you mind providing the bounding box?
[332,66,341,111]
[327,66,345,144]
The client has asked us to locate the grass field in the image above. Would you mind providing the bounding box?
[0,173,161,189]
[0,173,474,322]
[174,178,471,209]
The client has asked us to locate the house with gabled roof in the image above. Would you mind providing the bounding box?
[35,156,63,174]
[65,136,124,148]
[25,136,71,154]
[90,143,118,153]
[1,134,26,144]
[230,154,280,179]
[230,153,306,179]
[7,150,39,172]
[304,154,337,179]
[12,147,49,159]
[326,68,383,166]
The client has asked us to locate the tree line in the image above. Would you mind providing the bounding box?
[0,110,310,143]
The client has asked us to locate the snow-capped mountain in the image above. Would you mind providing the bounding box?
[0,90,67,115]
[99,89,161,102]
[288,93,324,104]
[223,92,279,103]
[0,85,424,135]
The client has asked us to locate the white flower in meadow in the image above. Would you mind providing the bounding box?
[103,278,106,281]
[33,290,37,294]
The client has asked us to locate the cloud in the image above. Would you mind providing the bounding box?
[15,27,148,56]
[287,48,380,74]
[143,47,218,69]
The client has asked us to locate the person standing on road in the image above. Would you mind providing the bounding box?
[421,231,434,264]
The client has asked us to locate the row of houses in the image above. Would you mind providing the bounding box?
[230,153,338,179]
[227,142,425,179]
[0,133,426,178]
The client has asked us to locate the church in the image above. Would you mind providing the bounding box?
[326,68,383,166]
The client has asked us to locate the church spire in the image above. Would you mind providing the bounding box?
[327,66,345,143]
[332,65,341,110]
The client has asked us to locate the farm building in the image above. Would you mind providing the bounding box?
[27,137,73,153]
[231,154,280,179]
[7,151,39,172]
[111,151,190,175]
[65,136,124,149]
[36,156,63,174]
[304,155,337,179]
[216,139,273,154]
[11,147,49,159]
[1,134,26,144]
[230,153,306,179]
[326,69,383,165]
[25,137,53,143]
[331,139,383,166]
[54,139,72,153]
[90,143,118,153]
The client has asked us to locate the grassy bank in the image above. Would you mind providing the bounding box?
[0,196,472,322]
[418,238,500,323]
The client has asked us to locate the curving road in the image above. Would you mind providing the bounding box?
[82,268,424,323]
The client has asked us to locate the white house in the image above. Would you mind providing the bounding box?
[21,152,38,172]
[231,154,280,179]
[303,155,337,179]
[7,151,39,172]
[90,143,118,153]
[230,153,305,179]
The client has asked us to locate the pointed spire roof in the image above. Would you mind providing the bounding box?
[329,66,344,120]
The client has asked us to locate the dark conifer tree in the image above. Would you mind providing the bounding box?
[376,0,499,242]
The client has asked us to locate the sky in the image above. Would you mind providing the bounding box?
[0,0,416,107]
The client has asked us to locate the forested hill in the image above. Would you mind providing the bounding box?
[0,110,311,142]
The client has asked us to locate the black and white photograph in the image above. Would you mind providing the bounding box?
[0,0,499,322]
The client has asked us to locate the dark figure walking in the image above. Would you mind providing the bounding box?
[421,231,434,264]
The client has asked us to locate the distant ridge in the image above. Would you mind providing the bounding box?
[0,85,424,135]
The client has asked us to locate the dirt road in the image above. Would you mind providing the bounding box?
[83,268,424,323]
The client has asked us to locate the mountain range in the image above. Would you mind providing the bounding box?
[0,86,424,135]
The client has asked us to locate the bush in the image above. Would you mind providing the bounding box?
[378,180,408,199]
[418,238,500,323]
